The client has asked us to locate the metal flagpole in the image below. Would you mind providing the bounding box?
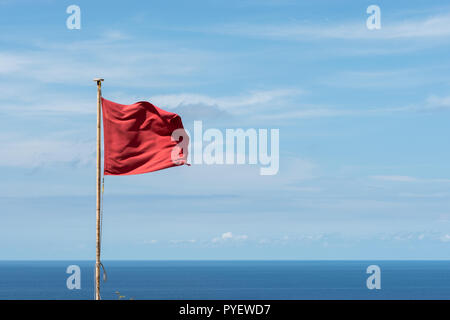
[94,78,104,300]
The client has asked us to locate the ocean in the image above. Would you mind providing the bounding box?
[0,261,449,300]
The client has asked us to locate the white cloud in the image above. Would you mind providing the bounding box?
[0,32,223,117]
[252,93,450,121]
[150,89,302,113]
[0,135,94,168]
[319,68,449,89]
[426,95,450,110]
[221,232,233,240]
[212,232,248,243]
[211,13,450,40]
[440,234,450,242]
[169,239,197,244]
[378,232,442,242]
[257,107,363,120]
[0,53,30,74]
[143,240,158,244]
[371,175,450,183]
[370,175,418,182]
[399,192,450,199]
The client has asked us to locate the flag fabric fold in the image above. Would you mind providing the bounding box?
[101,98,188,175]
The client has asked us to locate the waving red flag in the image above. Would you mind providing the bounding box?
[101,98,188,175]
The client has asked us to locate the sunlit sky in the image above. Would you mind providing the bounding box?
[1,0,450,259]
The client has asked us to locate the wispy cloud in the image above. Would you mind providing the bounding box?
[426,95,450,110]
[150,89,302,112]
[142,239,158,245]
[212,232,248,243]
[169,239,197,245]
[103,90,450,122]
[0,31,225,117]
[399,192,450,199]
[370,175,450,183]
[0,135,94,168]
[371,175,418,182]
[440,234,450,242]
[319,68,450,89]
[0,89,294,116]
[208,13,450,41]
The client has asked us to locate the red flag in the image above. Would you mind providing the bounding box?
[101,98,188,175]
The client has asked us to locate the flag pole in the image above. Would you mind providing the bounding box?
[94,77,104,300]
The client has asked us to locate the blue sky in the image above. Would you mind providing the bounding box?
[1,0,450,259]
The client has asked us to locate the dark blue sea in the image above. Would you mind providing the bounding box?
[0,261,449,300]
